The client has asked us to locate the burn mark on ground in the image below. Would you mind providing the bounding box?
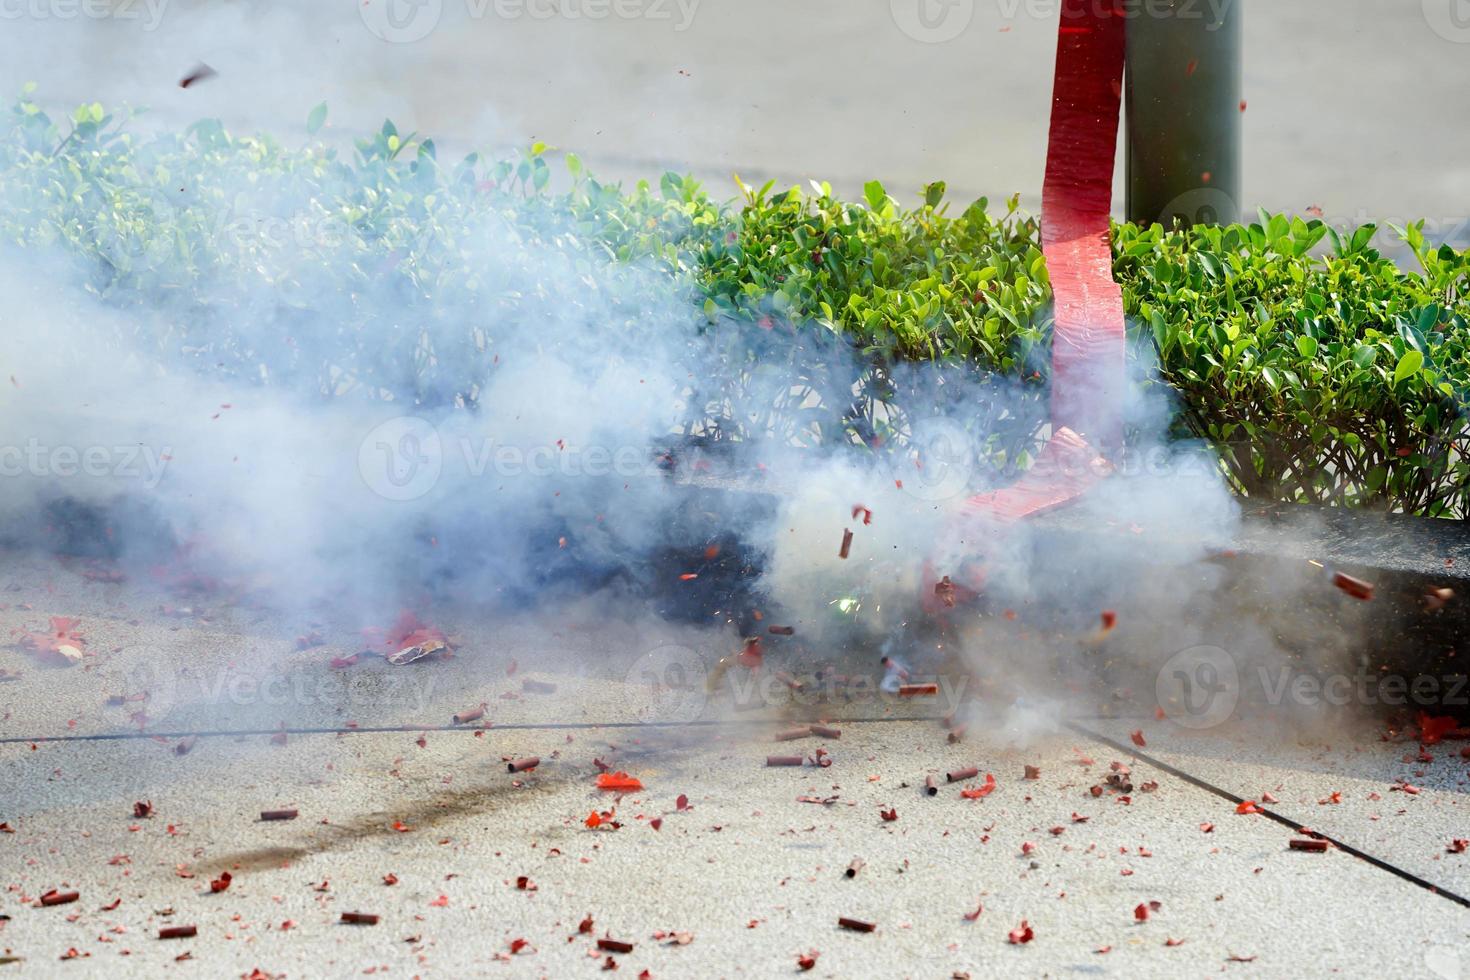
[207,774,555,876]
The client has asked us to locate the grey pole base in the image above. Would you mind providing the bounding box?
[1125,0,1243,228]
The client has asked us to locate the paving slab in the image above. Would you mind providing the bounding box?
[1085,717,1470,903]
[5,555,1470,977]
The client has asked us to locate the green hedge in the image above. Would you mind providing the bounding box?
[4,92,1469,515]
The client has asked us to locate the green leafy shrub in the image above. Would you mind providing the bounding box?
[1118,217,1470,515]
[3,92,1469,515]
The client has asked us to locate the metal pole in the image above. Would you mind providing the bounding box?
[1125,0,1242,227]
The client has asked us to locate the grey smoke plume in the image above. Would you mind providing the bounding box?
[0,5,1337,742]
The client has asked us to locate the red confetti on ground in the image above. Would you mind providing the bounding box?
[1007,920,1035,944]
[597,771,643,792]
[363,610,448,656]
[20,616,86,663]
[961,773,998,799]
[1130,729,1146,747]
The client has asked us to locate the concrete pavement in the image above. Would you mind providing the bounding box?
[3,552,1470,977]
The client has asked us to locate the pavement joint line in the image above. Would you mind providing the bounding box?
[1066,721,1470,910]
[0,714,944,745]
[26,712,1460,910]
